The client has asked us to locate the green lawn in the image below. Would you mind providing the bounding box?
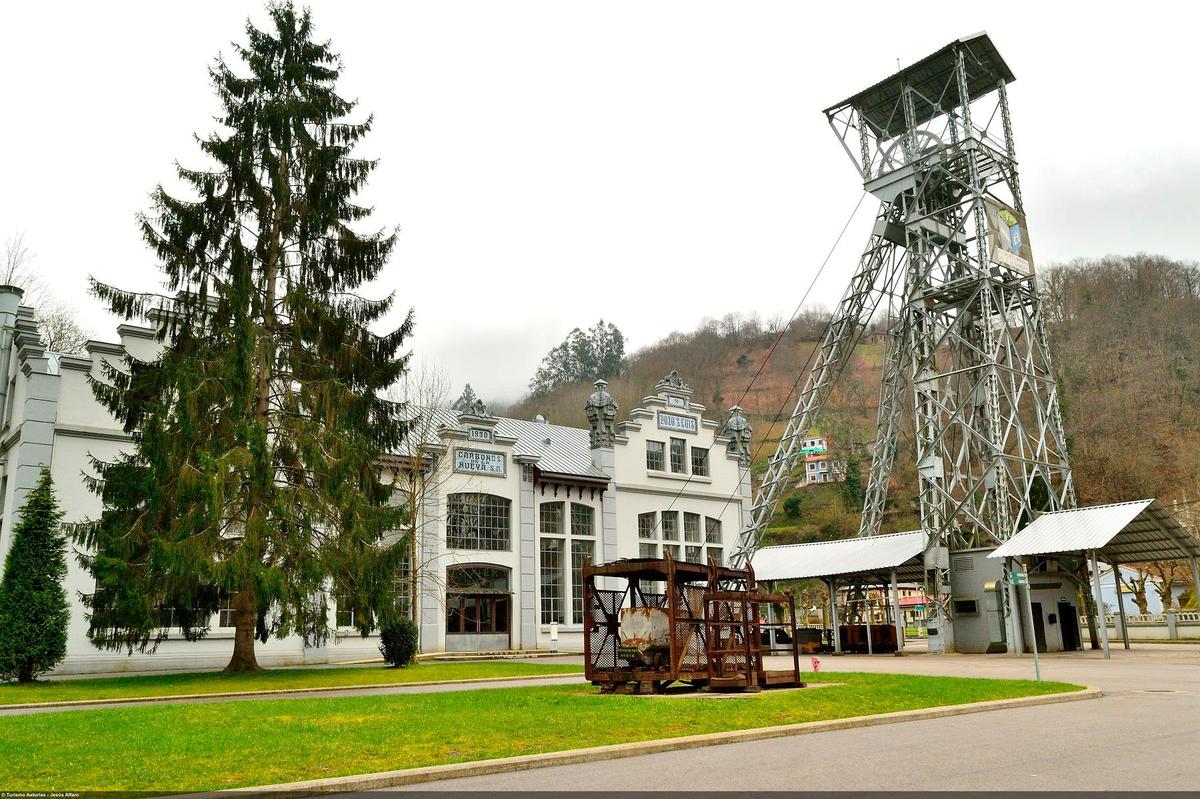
[0,661,582,705]
[0,673,1082,791]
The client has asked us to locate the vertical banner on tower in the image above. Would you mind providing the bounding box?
[985,199,1035,276]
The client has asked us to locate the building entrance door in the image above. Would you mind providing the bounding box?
[445,564,512,652]
[1029,601,1047,653]
[1057,601,1081,651]
[446,593,510,651]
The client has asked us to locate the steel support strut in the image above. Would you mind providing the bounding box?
[732,207,904,566]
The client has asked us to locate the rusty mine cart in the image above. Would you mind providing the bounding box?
[582,555,805,694]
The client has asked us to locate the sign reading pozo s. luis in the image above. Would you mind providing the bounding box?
[657,411,698,434]
[453,448,507,477]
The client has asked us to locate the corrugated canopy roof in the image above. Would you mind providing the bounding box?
[989,499,1200,563]
[752,530,927,583]
[825,32,1015,136]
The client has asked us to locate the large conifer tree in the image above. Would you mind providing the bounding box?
[74,2,411,671]
[0,469,70,683]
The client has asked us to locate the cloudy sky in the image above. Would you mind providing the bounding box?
[3,2,1197,401]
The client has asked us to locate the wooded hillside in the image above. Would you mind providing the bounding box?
[500,255,1200,546]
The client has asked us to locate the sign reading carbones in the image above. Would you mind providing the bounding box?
[985,199,1035,276]
[657,411,698,434]
[453,448,506,476]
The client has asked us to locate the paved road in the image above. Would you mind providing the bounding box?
[0,673,585,717]
[372,645,1200,792]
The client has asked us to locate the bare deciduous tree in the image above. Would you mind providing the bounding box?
[1117,567,1150,614]
[385,365,490,626]
[1144,560,1188,611]
[2,233,90,355]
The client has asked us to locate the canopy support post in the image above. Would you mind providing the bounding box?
[1090,549,1111,659]
[1111,561,1130,650]
[863,580,873,655]
[890,568,903,654]
[1190,558,1200,612]
[829,578,841,654]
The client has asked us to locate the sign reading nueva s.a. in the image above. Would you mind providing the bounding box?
[453,447,506,477]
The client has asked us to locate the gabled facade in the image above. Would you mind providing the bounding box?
[0,289,752,673]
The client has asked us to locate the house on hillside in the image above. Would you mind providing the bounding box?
[0,289,753,673]
[798,436,843,485]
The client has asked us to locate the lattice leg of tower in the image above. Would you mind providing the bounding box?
[858,311,910,538]
[733,204,904,565]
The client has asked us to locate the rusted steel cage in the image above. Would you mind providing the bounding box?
[583,553,805,693]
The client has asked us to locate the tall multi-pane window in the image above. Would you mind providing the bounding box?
[690,447,709,477]
[394,552,413,619]
[540,502,564,536]
[685,545,702,563]
[705,516,722,544]
[541,501,598,628]
[669,438,686,473]
[570,503,594,537]
[661,510,679,541]
[638,511,658,558]
[683,512,701,542]
[663,543,681,561]
[570,540,594,624]
[334,586,368,628]
[705,516,723,565]
[218,595,236,628]
[539,537,564,624]
[447,493,511,550]
[646,441,666,471]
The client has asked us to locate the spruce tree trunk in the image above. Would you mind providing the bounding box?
[226,588,261,672]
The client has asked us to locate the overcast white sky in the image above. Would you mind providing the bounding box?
[3,2,1198,402]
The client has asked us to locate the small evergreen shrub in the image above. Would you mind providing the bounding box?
[0,469,69,683]
[379,616,419,667]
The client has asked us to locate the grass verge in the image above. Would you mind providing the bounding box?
[0,661,582,705]
[0,672,1081,791]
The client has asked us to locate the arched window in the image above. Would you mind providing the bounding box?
[446,493,511,551]
[447,564,510,594]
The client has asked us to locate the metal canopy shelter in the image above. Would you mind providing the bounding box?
[989,499,1200,658]
[754,530,927,582]
[753,532,926,654]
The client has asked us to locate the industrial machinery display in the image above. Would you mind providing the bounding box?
[583,555,803,693]
[731,33,1076,653]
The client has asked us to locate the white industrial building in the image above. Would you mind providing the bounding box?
[0,286,753,673]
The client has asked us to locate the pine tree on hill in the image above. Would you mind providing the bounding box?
[0,469,69,683]
[73,2,411,672]
[528,320,625,397]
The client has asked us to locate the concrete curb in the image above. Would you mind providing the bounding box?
[188,686,1101,797]
[0,671,585,711]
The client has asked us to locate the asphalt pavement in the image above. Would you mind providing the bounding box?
[371,644,1200,792]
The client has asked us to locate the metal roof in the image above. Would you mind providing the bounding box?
[397,407,607,480]
[499,416,607,479]
[989,499,1200,563]
[752,530,927,583]
[825,32,1015,136]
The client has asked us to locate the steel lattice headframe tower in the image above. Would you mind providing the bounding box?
[731,33,1076,651]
